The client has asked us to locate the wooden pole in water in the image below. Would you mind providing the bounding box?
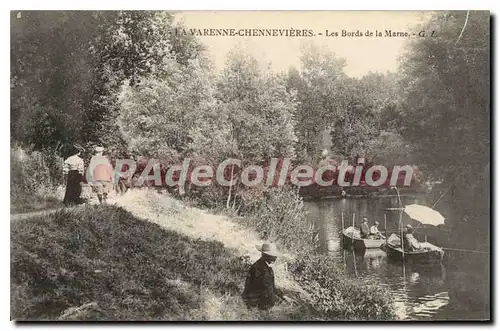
[399,208,404,258]
[400,206,406,287]
[352,212,358,277]
[351,212,355,246]
[384,213,387,239]
[396,187,406,280]
[340,211,345,249]
[400,208,405,259]
[341,211,346,268]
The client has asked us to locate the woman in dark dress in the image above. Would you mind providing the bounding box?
[63,145,85,206]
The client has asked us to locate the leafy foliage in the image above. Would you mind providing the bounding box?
[398,11,489,179]
[396,11,490,246]
[286,45,348,162]
[237,185,315,252]
[117,58,214,160]
[11,11,203,156]
[11,145,63,213]
[290,254,396,320]
[216,51,298,162]
[286,46,407,165]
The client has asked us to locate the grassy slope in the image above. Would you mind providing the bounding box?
[113,190,307,295]
[10,194,63,214]
[11,190,396,321]
[11,204,306,321]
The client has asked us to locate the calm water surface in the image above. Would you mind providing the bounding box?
[305,197,489,320]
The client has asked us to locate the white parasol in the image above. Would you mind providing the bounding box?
[403,204,445,226]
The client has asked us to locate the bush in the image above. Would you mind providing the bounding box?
[11,145,63,212]
[237,185,317,252]
[10,205,317,321]
[289,254,396,320]
[114,185,396,321]
[227,185,397,320]
[182,183,229,210]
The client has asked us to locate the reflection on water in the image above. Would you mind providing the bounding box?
[305,197,488,320]
[343,249,448,320]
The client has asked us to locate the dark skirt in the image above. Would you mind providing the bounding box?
[63,170,83,206]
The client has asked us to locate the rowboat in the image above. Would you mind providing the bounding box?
[342,226,385,251]
[381,241,444,263]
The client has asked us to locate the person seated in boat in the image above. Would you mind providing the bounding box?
[370,221,385,240]
[360,217,370,239]
[403,224,421,251]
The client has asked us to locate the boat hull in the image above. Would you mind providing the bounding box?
[342,230,384,251]
[382,242,444,264]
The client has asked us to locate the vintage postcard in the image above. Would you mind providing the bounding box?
[10,10,490,321]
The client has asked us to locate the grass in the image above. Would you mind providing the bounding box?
[10,194,63,214]
[11,190,397,321]
[10,145,64,214]
[11,205,307,321]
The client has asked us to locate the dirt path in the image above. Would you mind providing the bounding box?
[11,189,308,298]
[113,190,308,297]
[10,197,118,221]
[11,189,310,319]
[10,208,63,221]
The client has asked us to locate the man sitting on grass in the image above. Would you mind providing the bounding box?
[242,243,288,310]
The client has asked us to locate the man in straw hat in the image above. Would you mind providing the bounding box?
[242,243,286,310]
[360,217,370,239]
[87,146,114,204]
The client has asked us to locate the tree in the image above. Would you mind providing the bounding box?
[117,57,214,161]
[397,11,490,247]
[11,11,204,156]
[11,11,98,148]
[328,77,378,160]
[364,130,411,166]
[287,44,348,162]
[216,50,298,163]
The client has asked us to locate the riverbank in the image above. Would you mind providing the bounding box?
[11,190,396,321]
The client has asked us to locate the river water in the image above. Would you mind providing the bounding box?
[305,196,490,321]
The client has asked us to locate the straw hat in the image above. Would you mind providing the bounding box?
[255,243,279,257]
